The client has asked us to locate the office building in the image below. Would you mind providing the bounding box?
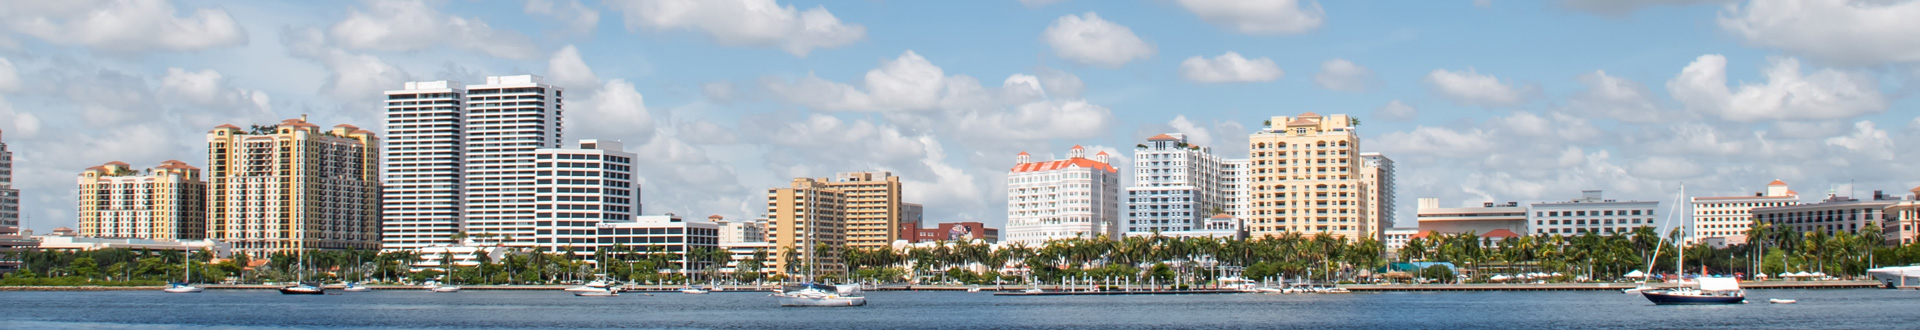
[206,117,382,257]
[1527,190,1658,236]
[458,75,568,250]
[1359,152,1395,239]
[75,160,207,240]
[1245,112,1369,241]
[0,129,17,230]
[765,178,847,277]
[1416,198,1527,235]
[381,80,467,250]
[1005,145,1122,246]
[1690,180,1799,246]
[526,140,640,257]
[594,214,720,269]
[714,215,767,244]
[1125,133,1239,237]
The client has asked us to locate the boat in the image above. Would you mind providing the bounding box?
[279,282,326,295]
[778,283,867,307]
[575,287,620,297]
[342,282,372,292]
[1023,288,1045,294]
[1867,265,1920,288]
[681,286,709,294]
[1638,184,1743,305]
[1769,298,1796,304]
[432,285,461,293]
[163,252,203,293]
[1321,286,1351,293]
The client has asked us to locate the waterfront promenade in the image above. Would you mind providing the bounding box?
[0,280,1879,292]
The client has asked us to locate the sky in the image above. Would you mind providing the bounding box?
[1,0,1918,232]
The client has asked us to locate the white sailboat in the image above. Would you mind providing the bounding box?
[775,188,866,307]
[163,252,203,293]
[1639,184,1745,305]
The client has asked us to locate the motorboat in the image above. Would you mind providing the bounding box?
[967,286,983,293]
[163,282,203,293]
[1023,288,1045,294]
[1321,286,1351,293]
[279,282,326,295]
[1642,277,1744,305]
[1253,287,1284,294]
[778,283,866,307]
[432,285,461,293]
[1621,282,1656,294]
[681,286,710,294]
[575,287,620,297]
[1768,298,1796,304]
[342,283,372,292]
[1867,265,1920,288]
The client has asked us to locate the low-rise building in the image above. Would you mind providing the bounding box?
[1382,228,1419,251]
[1884,187,1920,246]
[905,221,1001,243]
[1528,190,1658,236]
[595,214,720,269]
[1754,192,1900,241]
[1416,198,1527,235]
[1690,180,1799,246]
[33,234,231,258]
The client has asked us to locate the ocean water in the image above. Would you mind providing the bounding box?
[0,288,1914,329]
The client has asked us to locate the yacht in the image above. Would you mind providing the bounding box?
[575,287,620,297]
[279,282,326,295]
[342,282,372,292]
[777,283,867,307]
[1642,277,1745,305]
[567,279,617,292]
[681,285,710,294]
[1868,265,1920,288]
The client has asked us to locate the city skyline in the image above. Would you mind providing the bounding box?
[3,0,1920,233]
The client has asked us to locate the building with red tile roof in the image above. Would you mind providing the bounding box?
[76,160,207,240]
[1006,145,1122,246]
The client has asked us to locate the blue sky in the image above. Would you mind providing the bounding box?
[1,0,1918,232]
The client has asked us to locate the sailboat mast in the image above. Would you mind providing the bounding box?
[1675,184,1686,279]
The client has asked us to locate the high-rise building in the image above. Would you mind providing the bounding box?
[206,117,382,257]
[765,178,846,278]
[1005,145,1122,246]
[829,171,902,249]
[527,139,640,257]
[381,80,467,250]
[76,160,206,240]
[1126,133,1240,237]
[1245,113,1369,241]
[1527,190,1659,237]
[0,129,17,229]
[1222,159,1251,220]
[459,75,567,249]
[1690,180,1798,246]
[1359,152,1395,240]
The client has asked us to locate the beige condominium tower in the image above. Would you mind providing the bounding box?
[1246,112,1371,241]
[830,171,902,249]
[76,160,207,240]
[207,117,382,257]
[765,178,847,279]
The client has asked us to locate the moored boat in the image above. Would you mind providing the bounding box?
[575,288,619,297]
[279,282,326,295]
[1642,277,1744,305]
[777,283,866,307]
[1867,265,1920,288]
[342,283,372,292]
[163,282,203,293]
[1769,298,1796,304]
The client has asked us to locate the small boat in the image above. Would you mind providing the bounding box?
[681,286,710,294]
[432,286,461,293]
[1769,298,1796,304]
[1023,288,1045,294]
[967,286,983,293]
[1253,287,1284,294]
[575,288,619,297]
[1642,277,1745,305]
[1322,287,1351,293]
[342,283,372,292]
[279,282,326,295]
[778,283,866,307]
[163,282,203,293]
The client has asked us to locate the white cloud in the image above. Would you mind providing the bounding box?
[1036,67,1085,99]
[1043,12,1155,68]
[951,100,1114,142]
[1718,0,1920,65]
[282,27,412,103]
[1376,100,1417,122]
[753,114,930,166]
[1825,120,1894,160]
[766,50,946,111]
[0,58,19,93]
[157,67,274,128]
[1020,0,1068,7]
[1628,156,1706,180]
[1002,74,1047,102]
[569,79,657,142]
[1666,54,1885,122]
[1561,0,1730,16]
[676,119,738,145]
[1167,115,1215,147]
[901,137,983,213]
[1565,70,1667,123]
[1176,0,1325,35]
[1375,126,1498,156]
[525,0,602,33]
[1178,52,1284,83]
[1313,58,1374,92]
[329,0,541,59]
[548,45,600,89]
[1424,68,1527,107]
[0,0,247,54]
[609,0,866,57]
[701,82,736,103]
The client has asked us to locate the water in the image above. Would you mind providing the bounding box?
[1,289,1915,329]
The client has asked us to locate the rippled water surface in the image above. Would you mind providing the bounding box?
[1,288,1915,329]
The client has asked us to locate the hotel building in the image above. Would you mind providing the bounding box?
[766,178,847,277]
[1753,192,1900,239]
[715,216,768,244]
[1415,198,1527,235]
[76,160,206,240]
[1882,187,1920,245]
[1126,133,1240,237]
[206,117,382,257]
[1527,190,1658,236]
[1360,153,1395,239]
[1005,145,1122,246]
[1245,113,1370,241]
[381,80,467,250]
[1690,180,1799,246]
[829,171,903,249]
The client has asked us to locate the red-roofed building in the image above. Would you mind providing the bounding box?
[1006,145,1122,245]
[76,160,207,241]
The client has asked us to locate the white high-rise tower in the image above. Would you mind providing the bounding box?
[461,75,565,249]
[1125,133,1243,238]
[382,81,467,250]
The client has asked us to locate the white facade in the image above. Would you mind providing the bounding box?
[382,80,467,250]
[594,215,719,269]
[1360,153,1395,237]
[1416,198,1528,235]
[1125,133,1242,237]
[33,235,230,258]
[462,75,567,249]
[716,216,768,244]
[1382,228,1418,251]
[0,129,17,229]
[1527,190,1659,236]
[1689,180,1798,245]
[1006,146,1122,246]
[530,140,640,257]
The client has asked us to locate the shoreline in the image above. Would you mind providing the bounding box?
[0,280,1882,292]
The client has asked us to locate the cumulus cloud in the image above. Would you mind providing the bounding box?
[609,0,866,57]
[569,79,658,142]
[1314,58,1375,92]
[0,0,247,54]
[766,50,946,111]
[525,0,602,33]
[1628,156,1706,180]
[1825,120,1895,160]
[1176,0,1325,35]
[1566,70,1666,123]
[1375,126,1498,157]
[282,27,412,103]
[0,58,19,93]
[1043,12,1155,68]
[1167,115,1215,147]
[676,119,738,145]
[1425,68,1528,107]
[330,0,540,59]
[1179,52,1284,83]
[1665,54,1885,122]
[1375,100,1417,122]
[548,45,600,89]
[1036,67,1085,99]
[1561,0,1731,16]
[1718,0,1920,65]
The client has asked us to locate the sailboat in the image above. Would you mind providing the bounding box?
[163,251,203,293]
[1641,184,1745,305]
[279,251,326,295]
[775,189,866,307]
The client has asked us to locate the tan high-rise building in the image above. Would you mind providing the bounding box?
[1246,112,1369,241]
[76,160,207,240]
[206,117,382,257]
[765,178,846,279]
[830,171,902,249]
[1359,152,1394,240]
